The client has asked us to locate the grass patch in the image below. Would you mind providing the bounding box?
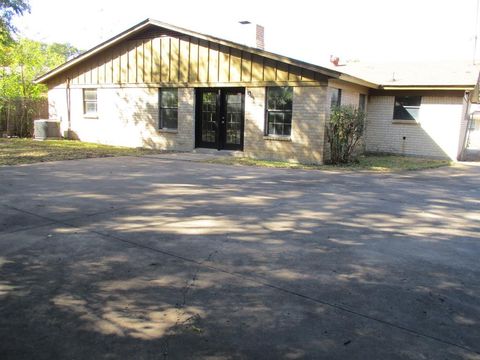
[204,155,451,172]
[0,138,166,166]
[0,139,451,171]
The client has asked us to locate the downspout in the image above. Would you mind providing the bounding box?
[66,77,71,139]
[458,91,472,161]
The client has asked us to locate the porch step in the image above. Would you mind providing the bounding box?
[192,148,244,157]
[142,149,244,163]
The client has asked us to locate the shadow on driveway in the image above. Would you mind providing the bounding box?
[1,157,479,359]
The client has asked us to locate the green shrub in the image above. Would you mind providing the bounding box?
[326,105,366,164]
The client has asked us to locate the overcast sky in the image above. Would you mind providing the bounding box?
[13,0,480,66]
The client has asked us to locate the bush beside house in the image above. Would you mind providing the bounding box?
[326,105,366,164]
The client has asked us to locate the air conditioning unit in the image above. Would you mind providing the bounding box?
[34,119,61,140]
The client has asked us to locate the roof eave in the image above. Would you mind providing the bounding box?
[337,74,379,89]
[380,85,474,91]
[34,19,152,84]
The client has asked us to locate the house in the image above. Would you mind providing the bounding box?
[35,19,479,163]
[333,60,480,161]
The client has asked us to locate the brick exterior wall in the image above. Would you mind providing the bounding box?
[48,85,329,164]
[48,84,467,162]
[365,95,466,160]
[244,86,327,164]
[327,80,369,109]
[255,25,265,50]
[48,86,195,151]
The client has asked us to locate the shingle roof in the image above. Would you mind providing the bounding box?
[326,60,480,88]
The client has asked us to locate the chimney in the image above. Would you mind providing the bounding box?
[256,24,264,50]
[238,21,265,50]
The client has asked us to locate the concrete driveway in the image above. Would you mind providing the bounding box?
[1,155,479,359]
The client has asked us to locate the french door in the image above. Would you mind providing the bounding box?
[195,88,245,151]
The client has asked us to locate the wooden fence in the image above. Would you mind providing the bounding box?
[0,98,49,138]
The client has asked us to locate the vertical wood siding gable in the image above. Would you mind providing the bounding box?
[60,29,324,86]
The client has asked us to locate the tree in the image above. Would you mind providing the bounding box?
[0,38,81,98]
[326,105,366,164]
[48,42,82,61]
[0,0,30,45]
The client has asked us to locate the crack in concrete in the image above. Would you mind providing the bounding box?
[181,250,218,307]
[0,221,56,236]
[60,205,135,222]
[161,250,218,359]
[0,204,57,236]
[4,204,480,356]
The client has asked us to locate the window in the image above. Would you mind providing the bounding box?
[83,89,97,115]
[266,87,293,136]
[330,88,342,109]
[359,94,366,112]
[159,88,178,129]
[393,96,421,121]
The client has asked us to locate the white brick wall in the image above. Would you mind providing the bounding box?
[365,95,466,160]
[48,86,195,151]
[49,84,467,162]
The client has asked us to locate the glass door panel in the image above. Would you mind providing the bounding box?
[225,93,242,146]
[201,92,218,144]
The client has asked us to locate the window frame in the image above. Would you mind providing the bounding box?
[393,95,422,122]
[159,88,179,130]
[264,86,293,137]
[359,94,366,112]
[330,88,342,109]
[83,88,97,116]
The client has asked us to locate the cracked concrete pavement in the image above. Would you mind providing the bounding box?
[0,155,479,359]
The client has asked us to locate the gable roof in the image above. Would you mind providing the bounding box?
[34,18,377,88]
[36,19,479,91]
[325,60,480,90]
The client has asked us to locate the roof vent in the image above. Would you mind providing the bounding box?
[330,55,340,66]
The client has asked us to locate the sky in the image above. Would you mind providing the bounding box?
[12,0,480,66]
